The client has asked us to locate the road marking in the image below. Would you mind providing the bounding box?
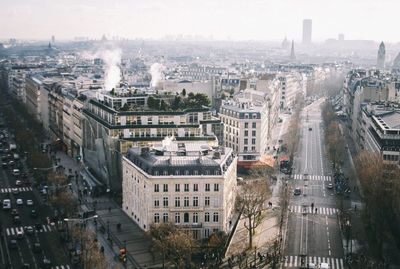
[283,256,344,268]
[288,206,338,216]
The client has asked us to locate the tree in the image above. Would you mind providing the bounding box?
[69,225,109,269]
[49,190,78,218]
[206,231,228,266]
[149,223,177,268]
[236,180,271,249]
[165,230,196,269]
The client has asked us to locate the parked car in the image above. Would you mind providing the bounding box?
[16,199,23,205]
[8,239,17,250]
[26,200,33,206]
[293,187,302,196]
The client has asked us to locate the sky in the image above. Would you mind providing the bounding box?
[1,0,398,43]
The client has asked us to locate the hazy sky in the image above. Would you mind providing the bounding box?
[1,0,398,42]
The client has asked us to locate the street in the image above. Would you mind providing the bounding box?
[0,155,71,269]
[282,98,345,268]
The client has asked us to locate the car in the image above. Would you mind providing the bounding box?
[16,229,24,239]
[15,180,23,186]
[35,223,42,230]
[12,188,19,194]
[22,172,28,179]
[2,162,7,168]
[16,199,23,205]
[26,200,33,206]
[13,216,21,224]
[327,183,334,190]
[293,187,302,196]
[25,226,34,235]
[33,242,41,253]
[11,208,19,216]
[8,239,17,249]
[308,127,312,131]
[21,264,30,269]
[12,168,20,176]
[30,209,38,218]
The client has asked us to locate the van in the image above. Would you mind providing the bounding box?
[2,199,11,210]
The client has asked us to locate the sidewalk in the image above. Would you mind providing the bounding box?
[52,149,163,268]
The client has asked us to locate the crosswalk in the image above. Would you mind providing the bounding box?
[284,256,344,269]
[0,187,33,193]
[289,205,338,216]
[6,224,55,236]
[293,174,332,181]
[51,266,70,269]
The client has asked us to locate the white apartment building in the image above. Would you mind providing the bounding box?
[219,90,269,168]
[122,140,237,239]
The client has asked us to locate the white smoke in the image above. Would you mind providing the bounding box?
[101,49,122,91]
[150,63,165,88]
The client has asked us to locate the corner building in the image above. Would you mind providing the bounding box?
[122,140,237,239]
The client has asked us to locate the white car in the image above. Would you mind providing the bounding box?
[26,200,33,206]
[16,199,23,205]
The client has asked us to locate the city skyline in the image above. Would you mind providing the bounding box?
[1,0,399,43]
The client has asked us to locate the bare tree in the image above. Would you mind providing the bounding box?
[236,180,271,249]
[49,190,78,218]
[70,225,109,269]
[148,222,177,269]
[165,230,197,269]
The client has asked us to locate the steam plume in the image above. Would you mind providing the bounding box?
[150,63,165,88]
[101,49,122,91]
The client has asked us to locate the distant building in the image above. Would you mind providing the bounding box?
[122,139,237,239]
[282,37,289,50]
[302,19,312,45]
[290,40,296,61]
[338,33,345,41]
[377,42,386,69]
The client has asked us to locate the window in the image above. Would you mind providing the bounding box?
[175,197,180,207]
[245,122,248,128]
[252,122,256,128]
[205,197,210,207]
[163,197,168,207]
[252,138,256,145]
[244,146,248,151]
[175,213,180,224]
[154,199,160,208]
[244,138,248,145]
[244,130,248,136]
[154,213,160,223]
[213,212,219,222]
[154,184,159,192]
[251,146,256,151]
[163,184,168,192]
[193,197,199,207]
[214,184,219,192]
[193,184,198,192]
[175,184,180,192]
[205,183,210,192]
[193,213,198,224]
[184,213,189,223]
[184,184,189,192]
[163,213,168,223]
[204,229,210,238]
[184,197,189,207]
[252,130,256,136]
[205,212,210,222]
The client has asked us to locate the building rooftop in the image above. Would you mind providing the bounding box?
[375,111,400,130]
[125,138,235,176]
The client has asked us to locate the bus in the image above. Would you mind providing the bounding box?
[279,156,292,174]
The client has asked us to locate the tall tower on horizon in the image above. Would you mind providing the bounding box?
[290,40,296,61]
[377,41,386,69]
[302,19,312,45]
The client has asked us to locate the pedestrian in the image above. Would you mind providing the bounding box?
[354,205,357,212]
[315,208,318,214]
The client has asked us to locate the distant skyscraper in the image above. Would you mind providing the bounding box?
[377,41,386,69]
[290,40,296,61]
[282,36,289,50]
[51,35,55,44]
[302,19,312,44]
[338,33,344,41]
